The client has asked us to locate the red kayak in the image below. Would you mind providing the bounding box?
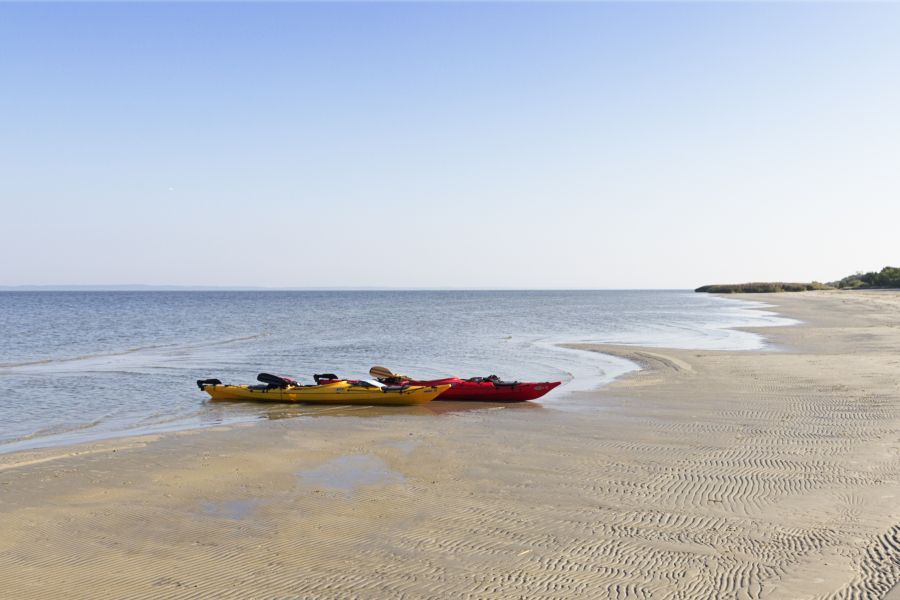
[369,368,561,402]
[413,377,561,402]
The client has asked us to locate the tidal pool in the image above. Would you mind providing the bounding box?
[298,454,404,493]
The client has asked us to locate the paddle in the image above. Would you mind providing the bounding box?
[369,365,402,380]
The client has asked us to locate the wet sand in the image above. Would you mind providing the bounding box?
[1,291,899,598]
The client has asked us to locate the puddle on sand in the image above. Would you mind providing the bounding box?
[383,438,420,454]
[198,498,262,520]
[299,454,404,493]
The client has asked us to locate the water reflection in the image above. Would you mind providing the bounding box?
[298,454,403,494]
[198,498,264,520]
[204,398,546,421]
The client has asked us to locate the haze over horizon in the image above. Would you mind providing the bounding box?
[2,2,898,289]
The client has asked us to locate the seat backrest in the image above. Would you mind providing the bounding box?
[257,373,297,388]
[196,378,222,390]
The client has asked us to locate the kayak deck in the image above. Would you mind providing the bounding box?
[407,378,562,402]
[202,381,450,406]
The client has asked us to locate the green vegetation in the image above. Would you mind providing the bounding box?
[830,266,900,289]
[696,266,900,293]
[695,282,832,293]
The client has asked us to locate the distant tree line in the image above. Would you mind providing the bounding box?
[696,266,899,293]
[695,282,831,293]
[830,266,900,289]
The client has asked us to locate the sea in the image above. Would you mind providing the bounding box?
[0,290,794,453]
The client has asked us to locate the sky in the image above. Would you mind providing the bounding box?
[1,2,898,289]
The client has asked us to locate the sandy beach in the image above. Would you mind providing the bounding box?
[1,291,899,599]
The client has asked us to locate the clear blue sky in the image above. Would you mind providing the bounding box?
[2,2,898,288]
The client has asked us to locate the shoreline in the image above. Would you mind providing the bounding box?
[2,291,899,597]
[0,292,802,468]
[0,292,787,457]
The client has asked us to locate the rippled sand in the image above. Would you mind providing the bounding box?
[1,291,899,599]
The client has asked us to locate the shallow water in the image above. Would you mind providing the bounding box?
[0,290,794,451]
[198,498,264,521]
[298,454,405,493]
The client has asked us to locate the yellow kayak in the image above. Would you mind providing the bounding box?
[199,378,450,406]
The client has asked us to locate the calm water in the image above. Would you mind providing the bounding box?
[0,290,793,452]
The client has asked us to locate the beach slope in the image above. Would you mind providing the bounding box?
[0,291,899,598]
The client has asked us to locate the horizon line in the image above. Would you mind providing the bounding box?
[0,284,695,292]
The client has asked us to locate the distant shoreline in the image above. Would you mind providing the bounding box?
[695,282,831,293]
[696,266,900,292]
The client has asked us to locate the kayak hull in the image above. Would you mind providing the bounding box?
[407,379,562,402]
[203,381,450,406]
